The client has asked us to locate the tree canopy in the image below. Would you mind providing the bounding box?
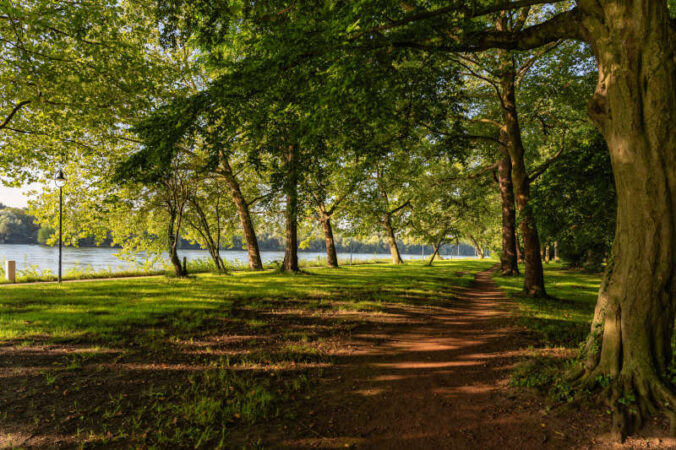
[1,0,674,441]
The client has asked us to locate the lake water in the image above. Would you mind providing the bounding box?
[0,244,455,275]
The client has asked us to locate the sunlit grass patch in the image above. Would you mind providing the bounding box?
[493,263,615,405]
[0,260,494,344]
[493,263,600,347]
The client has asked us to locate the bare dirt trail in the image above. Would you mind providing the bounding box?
[276,267,668,449]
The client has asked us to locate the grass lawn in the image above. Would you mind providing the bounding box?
[492,263,633,404]
[492,262,602,348]
[0,259,493,448]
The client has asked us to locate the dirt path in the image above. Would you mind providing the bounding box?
[275,267,643,449]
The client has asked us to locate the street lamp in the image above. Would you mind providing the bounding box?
[54,170,66,283]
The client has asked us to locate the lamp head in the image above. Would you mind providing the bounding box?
[54,169,67,188]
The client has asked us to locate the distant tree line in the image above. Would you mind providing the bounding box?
[0,203,478,256]
[0,204,39,244]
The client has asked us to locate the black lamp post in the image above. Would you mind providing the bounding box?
[54,170,67,283]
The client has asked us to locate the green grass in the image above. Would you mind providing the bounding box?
[0,259,493,448]
[493,262,601,347]
[0,260,490,343]
[492,263,603,402]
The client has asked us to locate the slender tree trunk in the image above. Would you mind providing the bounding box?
[200,235,226,273]
[218,157,263,271]
[189,199,228,274]
[498,154,519,275]
[383,213,403,264]
[282,145,299,273]
[468,235,484,260]
[319,208,339,268]
[427,241,441,266]
[204,239,226,273]
[545,245,551,264]
[554,241,560,262]
[167,207,185,277]
[212,249,226,273]
[574,0,676,437]
[497,30,546,296]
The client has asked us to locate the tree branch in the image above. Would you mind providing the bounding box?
[434,160,500,185]
[392,8,583,53]
[0,100,31,129]
[465,117,502,129]
[246,192,271,207]
[528,132,567,182]
[419,121,500,144]
[515,41,560,86]
[362,0,564,36]
[389,199,411,215]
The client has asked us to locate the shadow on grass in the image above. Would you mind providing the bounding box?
[492,263,601,348]
[0,260,496,448]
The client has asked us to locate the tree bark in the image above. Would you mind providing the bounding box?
[498,154,519,275]
[497,19,546,296]
[383,212,404,264]
[515,230,524,263]
[319,208,339,268]
[282,145,299,273]
[427,241,442,266]
[573,0,676,438]
[469,234,485,260]
[217,157,263,271]
[392,1,674,431]
[188,198,227,273]
[167,206,186,277]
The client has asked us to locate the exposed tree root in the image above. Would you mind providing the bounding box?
[571,366,676,441]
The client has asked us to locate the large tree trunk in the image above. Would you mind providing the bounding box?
[497,31,546,296]
[515,231,524,263]
[319,208,339,268]
[282,145,299,273]
[498,154,520,276]
[575,0,676,438]
[218,157,263,271]
[383,213,403,264]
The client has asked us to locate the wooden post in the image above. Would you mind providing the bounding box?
[5,260,16,283]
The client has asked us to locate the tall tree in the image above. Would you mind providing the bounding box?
[345,0,675,436]
[305,151,364,268]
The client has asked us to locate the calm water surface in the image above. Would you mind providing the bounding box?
[0,244,442,275]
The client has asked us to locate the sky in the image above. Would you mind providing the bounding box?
[0,184,41,208]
